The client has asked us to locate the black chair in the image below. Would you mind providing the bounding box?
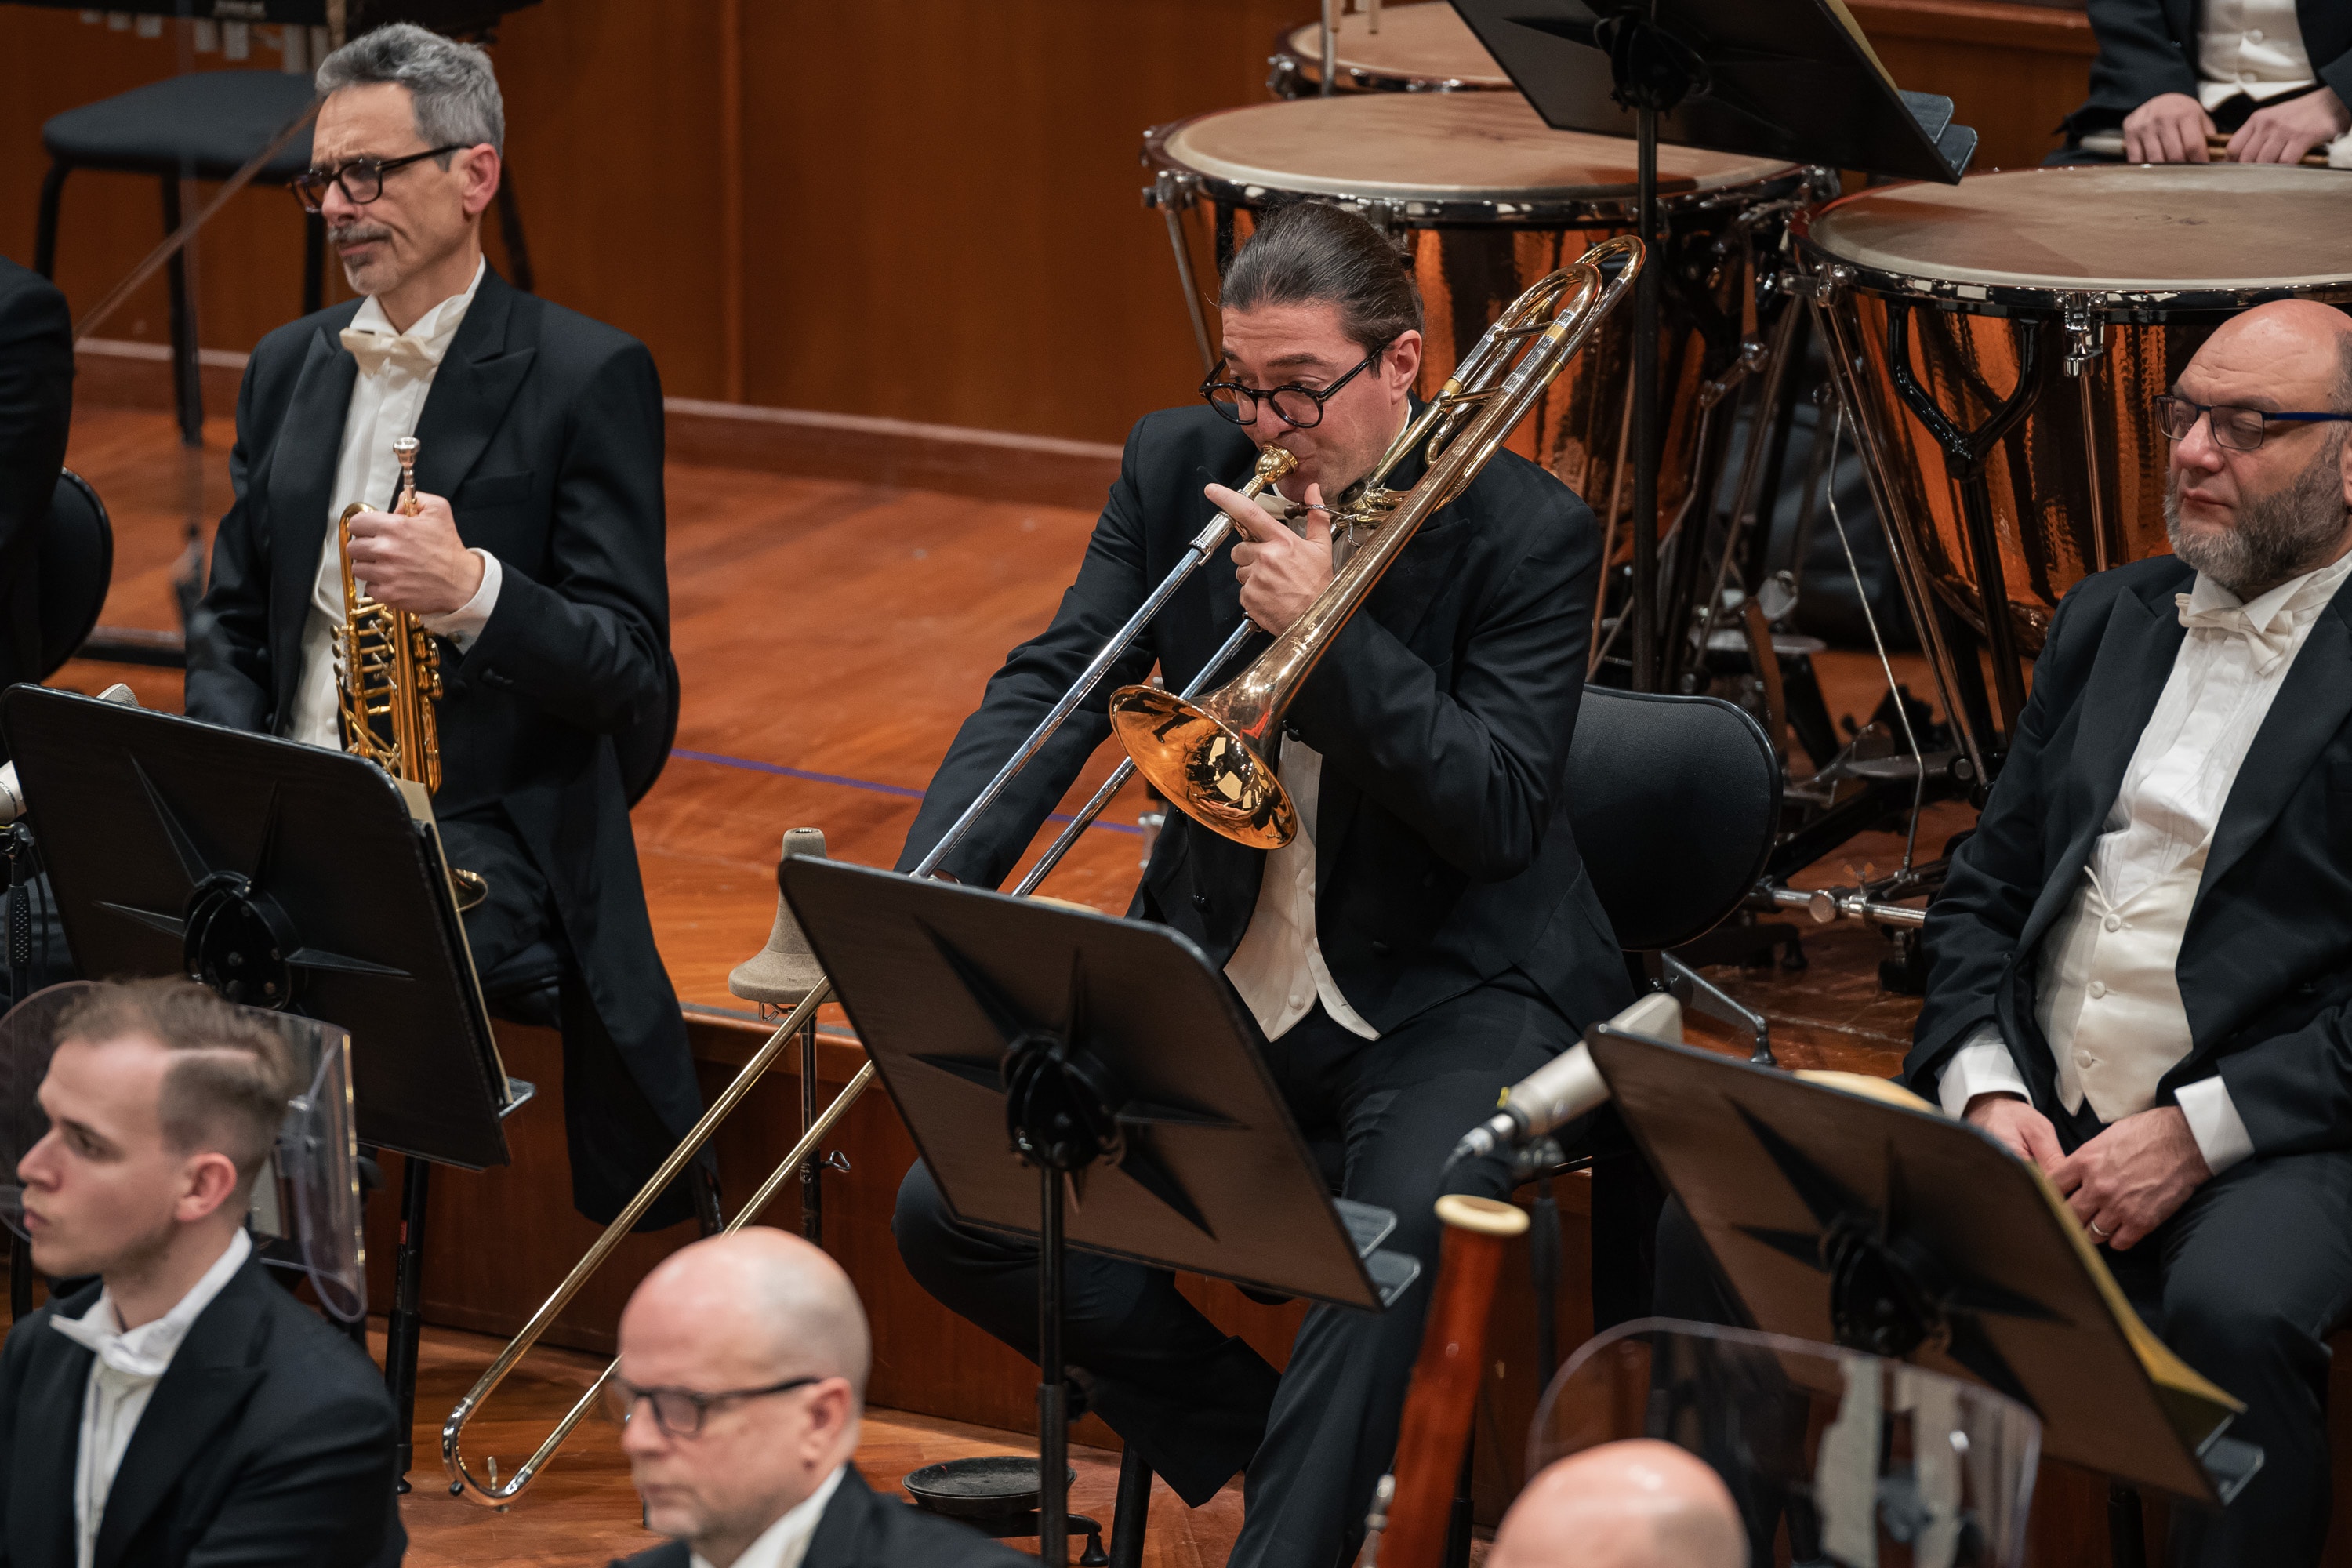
[36,71,323,448]
[38,469,113,680]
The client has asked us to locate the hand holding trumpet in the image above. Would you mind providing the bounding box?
[343,491,483,616]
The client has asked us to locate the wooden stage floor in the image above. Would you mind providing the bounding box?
[30,406,1951,1565]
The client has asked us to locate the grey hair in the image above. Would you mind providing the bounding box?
[315,24,504,157]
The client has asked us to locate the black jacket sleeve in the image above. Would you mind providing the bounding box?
[451,339,671,736]
[1903,586,2091,1094]
[0,264,73,691]
[185,357,278,731]
[894,420,1158,886]
[2069,0,2199,133]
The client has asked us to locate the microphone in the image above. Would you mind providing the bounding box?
[0,683,138,826]
[1448,992,1683,1167]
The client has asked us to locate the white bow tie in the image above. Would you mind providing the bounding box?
[49,1311,172,1381]
[2176,593,2296,673]
[339,325,441,379]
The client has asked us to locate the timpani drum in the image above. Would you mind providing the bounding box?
[1145,93,1820,542]
[1795,165,2352,755]
[1267,2,1514,96]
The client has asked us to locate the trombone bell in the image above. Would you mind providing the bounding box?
[1106,688,1295,850]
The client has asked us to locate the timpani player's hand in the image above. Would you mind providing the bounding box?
[1216,479,1334,636]
[2122,92,2216,164]
[343,492,484,617]
[2227,85,2351,166]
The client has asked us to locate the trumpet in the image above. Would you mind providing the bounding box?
[1111,236,1645,849]
[442,446,1301,1508]
[336,436,485,909]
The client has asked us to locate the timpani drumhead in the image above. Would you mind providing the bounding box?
[1808,165,2352,293]
[1280,3,1514,89]
[1161,95,1793,203]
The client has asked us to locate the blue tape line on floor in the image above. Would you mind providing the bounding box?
[669,748,1145,835]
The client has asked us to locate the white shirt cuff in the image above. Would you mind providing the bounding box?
[419,549,500,651]
[2175,1075,2256,1176]
[1936,1025,2030,1120]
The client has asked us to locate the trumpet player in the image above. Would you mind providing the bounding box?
[187,25,710,1232]
[891,201,1633,1567]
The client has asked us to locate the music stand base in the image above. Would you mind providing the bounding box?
[383,1157,432,1494]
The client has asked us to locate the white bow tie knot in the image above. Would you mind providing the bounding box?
[339,326,440,379]
[2176,593,2295,672]
[49,1312,172,1381]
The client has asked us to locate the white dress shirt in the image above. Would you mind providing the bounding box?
[1939,549,2352,1175]
[49,1229,251,1568]
[688,1463,846,1568]
[1221,496,1381,1044]
[290,256,503,749]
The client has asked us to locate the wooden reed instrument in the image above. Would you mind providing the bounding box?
[1364,1193,1531,1568]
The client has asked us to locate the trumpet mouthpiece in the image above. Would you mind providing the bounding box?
[1256,445,1298,482]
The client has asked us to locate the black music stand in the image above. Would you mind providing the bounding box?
[0,684,531,1490]
[779,858,1421,1566]
[1448,0,1974,691]
[1583,1023,2262,1563]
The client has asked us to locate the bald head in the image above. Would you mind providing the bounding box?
[2198,300,2352,404]
[1489,1440,1746,1568]
[619,1230,872,1564]
[624,1228,871,1401]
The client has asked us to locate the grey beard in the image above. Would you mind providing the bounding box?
[2165,442,2350,597]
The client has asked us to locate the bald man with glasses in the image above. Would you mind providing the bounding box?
[1892,298,2352,1565]
[607,1230,1029,1568]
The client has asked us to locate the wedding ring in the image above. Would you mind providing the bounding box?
[2088,1220,2112,1240]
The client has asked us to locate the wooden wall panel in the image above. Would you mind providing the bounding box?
[6,2,2093,441]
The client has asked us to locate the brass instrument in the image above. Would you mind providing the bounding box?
[444,449,1301,1508]
[1111,236,1645,848]
[335,436,485,909]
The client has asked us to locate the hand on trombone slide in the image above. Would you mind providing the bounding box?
[1213,477,1334,635]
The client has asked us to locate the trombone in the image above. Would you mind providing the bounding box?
[441,448,1301,1506]
[1113,236,1645,848]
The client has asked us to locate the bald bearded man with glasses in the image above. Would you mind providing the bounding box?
[1893,299,2352,1565]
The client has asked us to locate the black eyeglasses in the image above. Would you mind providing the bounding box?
[291,145,464,214]
[1200,339,1393,430]
[2153,393,2352,453]
[601,1374,820,1438]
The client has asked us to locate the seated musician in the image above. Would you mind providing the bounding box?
[1903,299,2352,1565]
[2063,0,2349,164]
[890,200,1632,1565]
[608,1229,1030,1568]
[0,978,403,1568]
[186,25,711,1229]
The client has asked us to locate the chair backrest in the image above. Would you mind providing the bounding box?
[38,469,112,681]
[1566,688,1779,953]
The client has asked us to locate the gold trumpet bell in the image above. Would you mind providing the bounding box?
[1106,688,1297,850]
[729,828,829,1007]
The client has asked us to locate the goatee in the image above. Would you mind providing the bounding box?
[2165,438,2350,597]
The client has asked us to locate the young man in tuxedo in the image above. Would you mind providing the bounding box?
[1904,299,2352,1565]
[608,1229,1029,1568]
[2063,0,2350,163]
[889,201,1630,1567]
[186,24,709,1229]
[0,979,402,1568]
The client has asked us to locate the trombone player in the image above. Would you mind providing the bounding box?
[891,201,1632,1566]
[187,26,710,1231]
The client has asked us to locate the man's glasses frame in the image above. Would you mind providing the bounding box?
[1200,339,1395,430]
[601,1374,820,1438]
[291,144,466,214]
[2153,393,2352,453]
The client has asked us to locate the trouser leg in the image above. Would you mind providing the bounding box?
[1229,983,1569,1568]
[891,1159,1281,1506]
[2153,1150,2352,1568]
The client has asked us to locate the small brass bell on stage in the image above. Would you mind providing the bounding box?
[729,827,829,1008]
